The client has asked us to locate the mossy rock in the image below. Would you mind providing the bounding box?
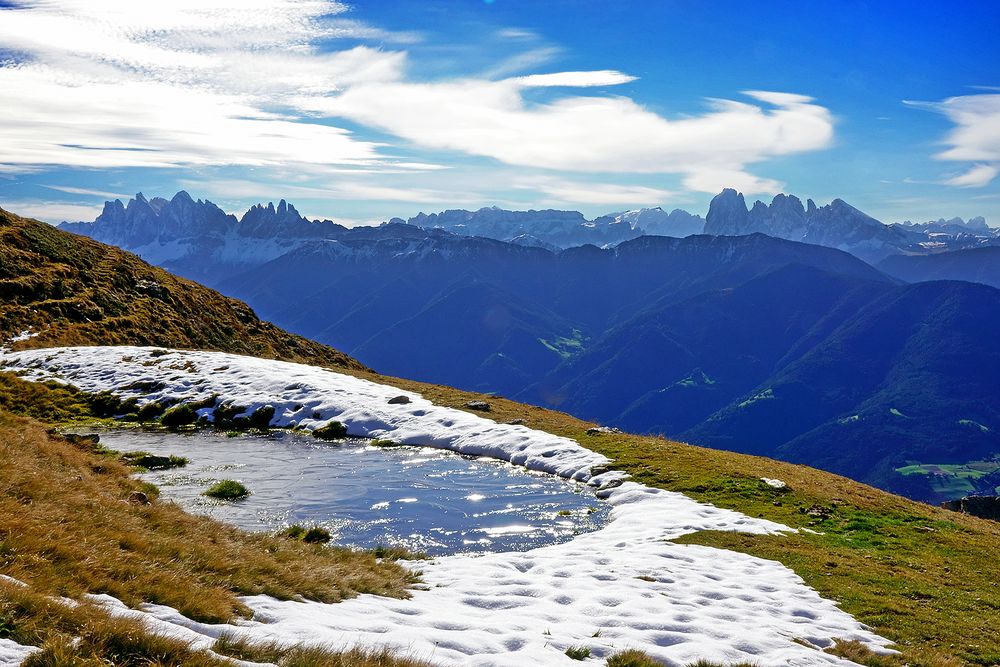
[120,451,188,470]
[313,421,347,440]
[161,404,197,430]
[136,401,166,422]
[248,405,275,430]
[212,403,247,429]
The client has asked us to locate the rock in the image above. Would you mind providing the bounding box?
[134,279,168,299]
[586,426,621,435]
[506,418,525,425]
[387,395,411,405]
[704,188,911,262]
[760,477,788,490]
[465,400,491,412]
[61,432,100,445]
[127,491,150,505]
[803,504,833,520]
[595,478,626,498]
[941,496,1000,522]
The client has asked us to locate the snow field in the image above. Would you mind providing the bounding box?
[1,347,894,665]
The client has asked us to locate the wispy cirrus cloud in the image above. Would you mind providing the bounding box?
[907,92,1000,188]
[42,185,130,198]
[514,177,676,206]
[0,0,409,173]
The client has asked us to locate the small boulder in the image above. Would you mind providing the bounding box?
[387,395,411,405]
[507,418,525,425]
[62,432,101,445]
[127,491,150,505]
[465,400,491,412]
[586,426,621,435]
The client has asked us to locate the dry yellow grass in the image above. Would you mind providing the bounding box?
[0,412,417,625]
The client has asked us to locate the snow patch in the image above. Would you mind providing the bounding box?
[0,639,40,667]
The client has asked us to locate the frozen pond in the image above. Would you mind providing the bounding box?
[99,429,610,556]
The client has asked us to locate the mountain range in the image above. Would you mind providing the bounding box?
[60,188,996,270]
[51,191,1000,503]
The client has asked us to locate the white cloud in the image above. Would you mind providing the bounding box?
[495,28,539,41]
[1,199,102,223]
[944,164,999,188]
[907,93,1000,188]
[0,1,408,172]
[514,71,637,88]
[42,185,130,198]
[517,178,675,205]
[303,79,831,194]
[480,47,563,79]
[178,178,485,206]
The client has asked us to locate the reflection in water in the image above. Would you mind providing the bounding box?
[99,430,610,556]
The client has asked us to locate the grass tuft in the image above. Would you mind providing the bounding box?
[160,403,197,430]
[119,450,188,470]
[605,650,662,666]
[212,633,432,666]
[203,479,250,500]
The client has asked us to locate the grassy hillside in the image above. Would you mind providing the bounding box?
[353,370,1000,667]
[0,207,364,370]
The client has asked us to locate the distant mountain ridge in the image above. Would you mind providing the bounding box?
[403,205,704,247]
[878,246,1000,289]
[61,190,993,274]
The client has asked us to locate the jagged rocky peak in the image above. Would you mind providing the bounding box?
[769,193,806,219]
[702,188,910,262]
[238,198,310,238]
[704,188,749,235]
[97,197,126,224]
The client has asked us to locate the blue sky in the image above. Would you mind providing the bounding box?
[0,0,998,226]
